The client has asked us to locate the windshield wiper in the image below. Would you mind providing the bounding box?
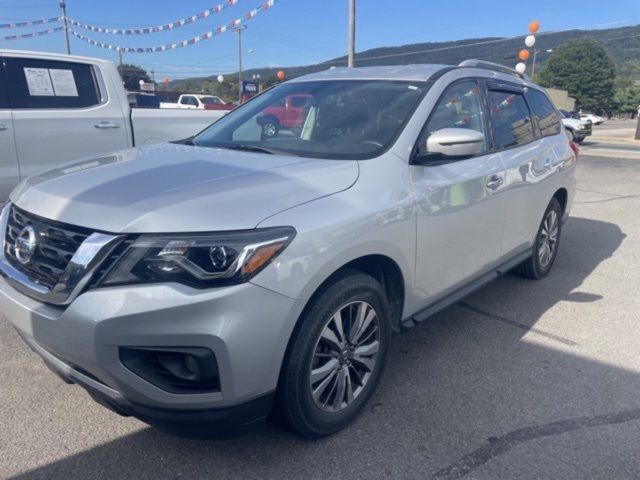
[224,144,276,154]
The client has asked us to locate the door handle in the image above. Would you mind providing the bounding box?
[485,175,504,190]
[0,124,7,131]
[94,121,121,129]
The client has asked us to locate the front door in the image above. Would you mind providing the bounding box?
[4,55,129,179]
[411,79,507,305]
[0,58,19,199]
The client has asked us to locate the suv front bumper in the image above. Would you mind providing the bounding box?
[0,275,305,432]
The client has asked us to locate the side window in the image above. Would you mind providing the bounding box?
[526,89,561,137]
[418,80,487,156]
[4,57,100,109]
[487,89,535,150]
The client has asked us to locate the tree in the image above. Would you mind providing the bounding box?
[538,39,616,114]
[613,82,640,117]
[117,63,152,91]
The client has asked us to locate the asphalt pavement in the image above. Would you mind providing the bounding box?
[1,138,640,479]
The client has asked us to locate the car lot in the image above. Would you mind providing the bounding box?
[1,139,639,479]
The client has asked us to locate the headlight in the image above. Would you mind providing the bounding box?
[100,227,295,288]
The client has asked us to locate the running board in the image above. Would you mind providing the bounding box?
[401,249,531,329]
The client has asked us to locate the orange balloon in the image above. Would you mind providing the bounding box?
[277,70,286,81]
[162,76,170,85]
[518,49,530,61]
[529,20,540,33]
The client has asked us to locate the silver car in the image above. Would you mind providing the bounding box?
[0,61,576,437]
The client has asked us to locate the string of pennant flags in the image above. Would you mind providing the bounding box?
[0,16,60,30]
[66,0,241,35]
[2,26,63,42]
[68,0,276,53]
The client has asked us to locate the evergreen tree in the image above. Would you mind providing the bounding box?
[538,39,616,114]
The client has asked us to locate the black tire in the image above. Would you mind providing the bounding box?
[516,197,563,279]
[261,116,279,138]
[277,269,391,438]
[574,137,585,144]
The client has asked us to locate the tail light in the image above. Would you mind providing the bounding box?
[569,140,580,160]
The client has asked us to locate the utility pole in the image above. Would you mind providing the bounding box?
[59,0,71,55]
[118,49,123,66]
[347,0,355,67]
[233,25,247,104]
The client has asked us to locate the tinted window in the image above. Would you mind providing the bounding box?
[487,90,534,150]
[181,96,197,106]
[417,80,487,156]
[5,57,100,109]
[527,89,561,136]
[0,60,8,109]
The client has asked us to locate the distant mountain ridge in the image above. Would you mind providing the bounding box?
[170,23,640,90]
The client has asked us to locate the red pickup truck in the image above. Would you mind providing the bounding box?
[259,94,312,137]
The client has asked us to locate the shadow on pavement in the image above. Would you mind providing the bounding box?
[9,217,635,480]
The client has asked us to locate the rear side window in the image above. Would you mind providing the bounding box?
[487,90,535,150]
[526,89,561,137]
[4,57,101,109]
[0,60,8,109]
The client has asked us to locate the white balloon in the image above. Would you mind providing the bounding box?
[515,62,526,74]
[525,35,536,48]
[217,75,224,83]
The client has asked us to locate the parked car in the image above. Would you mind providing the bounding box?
[161,94,230,110]
[258,93,312,137]
[560,110,592,143]
[579,113,604,125]
[126,91,161,109]
[0,50,230,199]
[0,60,576,438]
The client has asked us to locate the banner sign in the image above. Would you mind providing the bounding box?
[67,0,241,35]
[70,0,276,53]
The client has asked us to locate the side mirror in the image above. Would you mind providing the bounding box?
[418,128,485,163]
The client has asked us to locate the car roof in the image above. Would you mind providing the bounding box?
[289,63,540,89]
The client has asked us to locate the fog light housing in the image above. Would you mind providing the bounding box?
[120,347,220,394]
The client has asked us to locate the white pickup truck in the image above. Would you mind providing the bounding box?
[0,50,229,198]
[160,94,229,110]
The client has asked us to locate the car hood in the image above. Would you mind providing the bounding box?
[10,144,359,233]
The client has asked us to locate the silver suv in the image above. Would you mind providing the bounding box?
[0,61,576,437]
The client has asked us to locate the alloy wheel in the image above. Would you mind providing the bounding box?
[309,301,380,413]
[538,210,559,268]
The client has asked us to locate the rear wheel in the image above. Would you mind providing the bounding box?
[516,198,562,279]
[277,270,390,437]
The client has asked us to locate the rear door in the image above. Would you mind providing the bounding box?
[0,57,20,198]
[5,55,128,179]
[412,79,507,303]
[487,83,561,258]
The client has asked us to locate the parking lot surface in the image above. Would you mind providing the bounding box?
[1,138,640,479]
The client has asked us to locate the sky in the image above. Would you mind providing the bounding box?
[1,0,639,81]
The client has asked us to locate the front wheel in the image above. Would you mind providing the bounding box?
[515,197,562,279]
[277,270,391,437]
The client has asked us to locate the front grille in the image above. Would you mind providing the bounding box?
[4,205,92,290]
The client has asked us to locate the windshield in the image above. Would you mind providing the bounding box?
[193,80,429,160]
[200,96,223,105]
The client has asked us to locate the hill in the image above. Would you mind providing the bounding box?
[170,24,640,94]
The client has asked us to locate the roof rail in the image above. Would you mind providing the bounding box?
[458,59,529,80]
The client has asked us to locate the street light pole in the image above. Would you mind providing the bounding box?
[233,25,247,103]
[348,0,356,67]
[531,48,552,82]
[59,0,71,55]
